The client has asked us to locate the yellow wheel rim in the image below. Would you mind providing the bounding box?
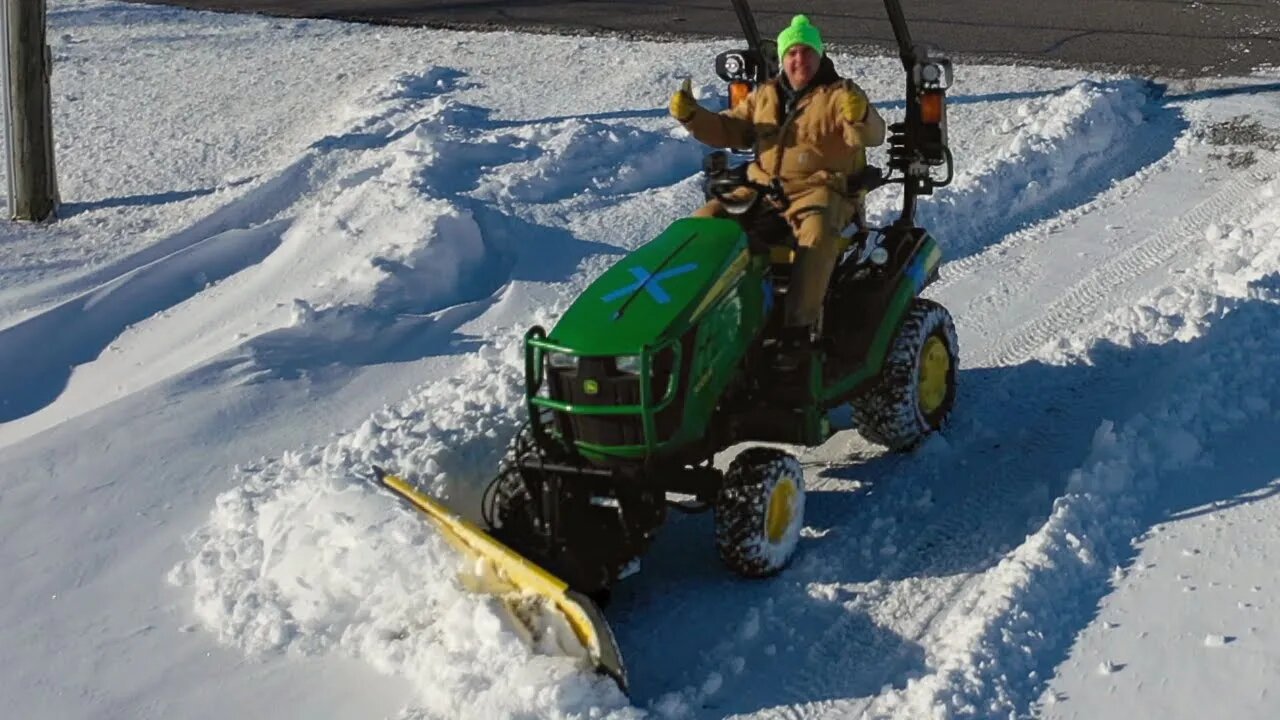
[918,335,951,416]
[765,476,798,543]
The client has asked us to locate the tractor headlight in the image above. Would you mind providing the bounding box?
[547,351,578,369]
[614,355,641,375]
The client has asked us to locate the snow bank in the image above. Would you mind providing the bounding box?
[170,326,642,718]
[869,179,1280,718]
[0,66,522,444]
[906,80,1168,259]
[480,120,697,204]
[166,65,677,718]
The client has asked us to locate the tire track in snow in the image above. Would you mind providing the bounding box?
[903,79,1175,265]
[781,153,1280,720]
[984,155,1280,367]
[925,130,1182,303]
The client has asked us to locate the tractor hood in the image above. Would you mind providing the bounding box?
[550,217,749,356]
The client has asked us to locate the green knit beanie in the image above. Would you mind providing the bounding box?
[776,14,824,61]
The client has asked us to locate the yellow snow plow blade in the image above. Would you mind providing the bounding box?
[372,467,627,693]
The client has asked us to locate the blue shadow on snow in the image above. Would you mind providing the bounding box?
[0,220,290,424]
[610,291,1280,717]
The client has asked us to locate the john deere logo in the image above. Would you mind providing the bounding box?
[583,379,600,395]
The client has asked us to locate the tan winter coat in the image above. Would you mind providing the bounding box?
[681,67,886,214]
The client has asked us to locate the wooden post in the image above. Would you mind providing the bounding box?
[2,0,58,222]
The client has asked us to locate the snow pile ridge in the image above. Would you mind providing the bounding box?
[166,65,648,705]
[479,119,697,204]
[170,334,521,647]
[911,79,1161,257]
[170,60,694,718]
[871,183,1280,719]
[281,67,504,321]
[171,328,638,718]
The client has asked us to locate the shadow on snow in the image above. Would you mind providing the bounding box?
[611,288,1280,716]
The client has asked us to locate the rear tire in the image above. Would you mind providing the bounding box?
[714,447,806,578]
[850,298,958,451]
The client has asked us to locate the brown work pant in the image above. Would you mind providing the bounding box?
[694,197,855,328]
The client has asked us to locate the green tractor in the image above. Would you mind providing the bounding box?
[376,0,957,692]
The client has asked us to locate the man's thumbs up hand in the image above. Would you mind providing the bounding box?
[670,78,698,122]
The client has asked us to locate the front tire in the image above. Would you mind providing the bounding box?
[714,447,806,578]
[850,298,958,451]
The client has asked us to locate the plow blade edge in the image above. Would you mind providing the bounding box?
[372,466,627,693]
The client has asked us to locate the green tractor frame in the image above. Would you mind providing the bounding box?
[376,0,958,693]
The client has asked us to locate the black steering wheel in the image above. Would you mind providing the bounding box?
[706,176,789,216]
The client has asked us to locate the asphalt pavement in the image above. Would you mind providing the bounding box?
[141,0,1280,78]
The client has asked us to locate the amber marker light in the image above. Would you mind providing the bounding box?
[920,90,945,125]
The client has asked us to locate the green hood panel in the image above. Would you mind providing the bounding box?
[551,217,748,356]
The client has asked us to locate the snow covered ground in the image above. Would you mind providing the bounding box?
[4,1,1280,718]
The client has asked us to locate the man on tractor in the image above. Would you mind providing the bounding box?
[669,14,886,373]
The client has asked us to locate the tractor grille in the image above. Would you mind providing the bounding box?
[548,340,691,449]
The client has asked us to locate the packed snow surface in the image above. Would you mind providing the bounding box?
[4,2,1280,719]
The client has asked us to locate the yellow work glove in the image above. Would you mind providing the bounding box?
[841,89,868,123]
[670,78,698,122]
